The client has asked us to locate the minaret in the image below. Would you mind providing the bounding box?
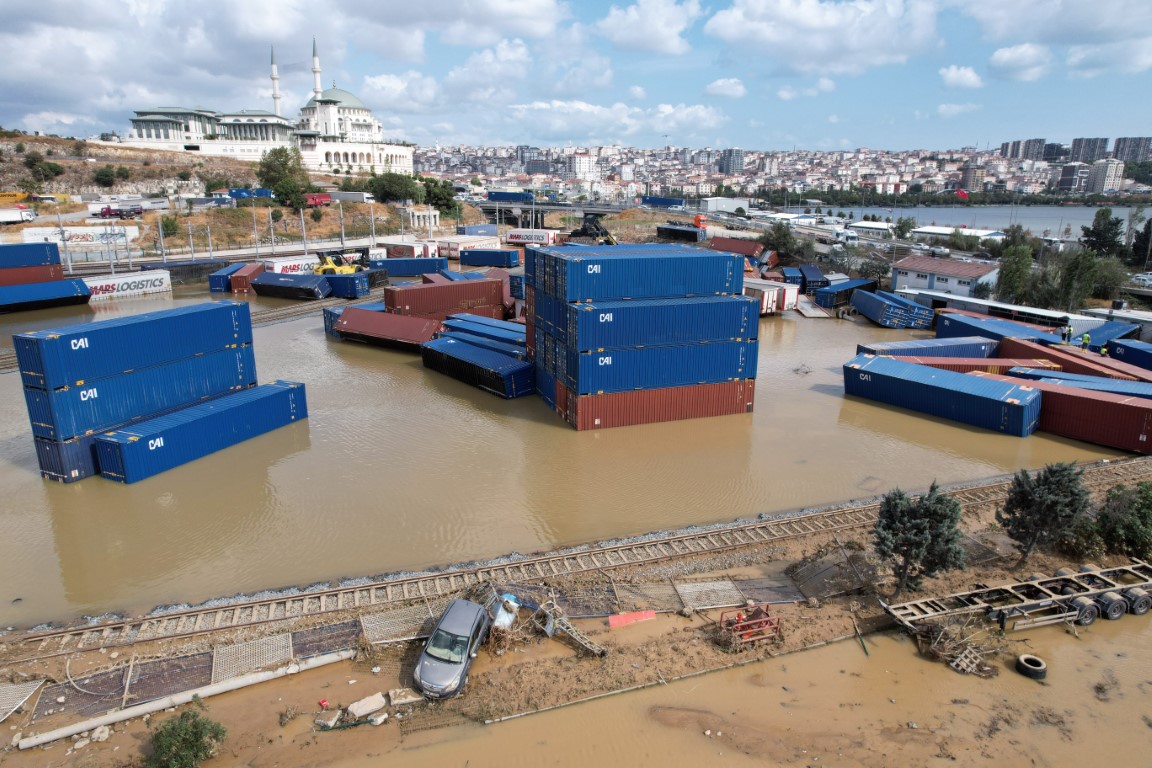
[311,38,323,100]
[270,47,281,117]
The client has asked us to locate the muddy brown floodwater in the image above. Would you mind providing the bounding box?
[0,288,1123,627]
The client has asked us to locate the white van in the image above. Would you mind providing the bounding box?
[835,229,859,245]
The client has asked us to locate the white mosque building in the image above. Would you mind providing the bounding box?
[123,41,414,175]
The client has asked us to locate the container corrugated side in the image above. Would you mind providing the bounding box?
[813,279,876,308]
[0,265,65,286]
[535,363,556,408]
[323,306,345,339]
[446,313,525,333]
[14,301,253,391]
[208,263,244,292]
[562,340,759,395]
[857,336,998,358]
[368,257,448,277]
[250,272,332,300]
[888,357,1061,374]
[843,353,1040,436]
[439,331,528,360]
[230,263,265,293]
[935,313,1060,344]
[23,345,258,441]
[422,273,452,284]
[1049,345,1152,384]
[510,274,525,300]
[421,337,534,398]
[1108,339,1152,371]
[972,372,1152,454]
[384,280,503,316]
[532,246,742,301]
[799,264,829,291]
[565,295,758,350]
[557,380,756,430]
[0,279,91,314]
[1080,320,1140,351]
[0,242,60,268]
[95,381,308,484]
[460,248,520,268]
[710,238,764,258]
[1006,367,1152,399]
[335,309,442,350]
[851,290,923,329]
[442,318,526,346]
[323,272,371,299]
[999,338,1139,381]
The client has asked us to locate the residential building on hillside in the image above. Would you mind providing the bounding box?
[1114,137,1152,162]
[1069,137,1109,163]
[1087,159,1125,193]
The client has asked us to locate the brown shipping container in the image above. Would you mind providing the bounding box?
[485,267,514,308]
[889,356,1062,374]
[422,273,452,284]
[408,305,505,322]
[1056,346,1152,384]
[760,270,784,281]
[999,338,1136,381]
[384,279,503,316]
[230,263,265,293]
[556,380,756,431]
[710,237,765,259]
[335,308,442,350]
[0,264,64,286]
[971,372,1152,454]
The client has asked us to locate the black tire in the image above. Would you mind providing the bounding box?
[1129,594,1152,616]
[1016,654,1048,680]
[1101,596,1127,621]
[321,268,334,275]
[1076,602,1099,626]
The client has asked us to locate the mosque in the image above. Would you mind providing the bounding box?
[122,41,414,175]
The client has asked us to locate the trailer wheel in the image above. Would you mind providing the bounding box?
[1074,600,1099,626]
[1099,592,1128,621]
[1125,588,1152,616]
[1015,654,1047,681]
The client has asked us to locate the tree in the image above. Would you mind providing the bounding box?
[160,215,178,236]
[734,206,746,217]
[71,139,88,157]
[1096,483,1152,560]
[22,151,43,170]
[873,482,965,598]
[93,165,116,187]
[996,245,1033,303]
[368,172,422,203]
[970,281,993,299]
[1132,219,1152,271]
[1081,207,1125,257]
[1092,256,1128,299]
[145,699,226,768]
[271,179,306,212]
[310,207,323,223]
[893,216,916,239]
[115,165,130,180]
[1057,248,1099,311]
[997,463,1090,564]
[470,176,482,187]
[422,176,460,214]
[758,221,796,256]
[256,147,309,191]
[14,142,24,153]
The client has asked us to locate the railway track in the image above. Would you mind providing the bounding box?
[11,457,1152,662]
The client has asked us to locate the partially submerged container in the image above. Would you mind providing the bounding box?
[935,313,1060,344]
[421,337,535,398]
[889,357,1060,374]
[842,353,1040,436]
[323,272,371,299]
[851,290,929,329]
[439,330,528,360]
[208,263,244,292]
[0,279,91,313]
[14,301,253,391]
[554,380,756,431]
[857,336,998,358]
[460,248,520,268]
[563,295,758,351]
[23,345,257,440]
[1006,367,1152,399]
[323,302,387,339]
[0,264,65,286]
[367,256,448,277]
[813,278,876,308]
[999,338,1139,380]
[0,242,61,268]
[335,309,443,350]
[250,272,332,300]
[230,263,265,293]
[96,381,308,483]
[442,317,526,346]
[1107,338,1152,371]
[558,339,759,395]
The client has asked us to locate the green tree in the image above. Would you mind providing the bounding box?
[1092,256,1129,299]
[16,177,42,196]
[873,482,965,598]
[997,463,1090,564]
[160,215,178,237]
[115,165,130,180]
[22,150,43,169]
[1125,160,1152,187]
[970,281,993,299]
[14,142,24,153]
[422,176,460,213]
[368,172,422,203]
[71,139,88,157]
[758,221,797,256]
[145,700,226,768]
[470,176,482,187]
[310,207,323,223]
[177,170,192,181]
[1057,249,1099,311]
[1134,219,1152,271]
[1097,483,1152,560]
[892,216,916,239]
[996,245,1033,303]
[272,179,306,212]
[271,208,283,223]
[734,206,746,217]
[93,165,116,187]
[256,147,309,190]
[1081,207,1125,257]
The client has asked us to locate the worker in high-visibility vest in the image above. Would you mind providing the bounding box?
[1081,332,1091,351]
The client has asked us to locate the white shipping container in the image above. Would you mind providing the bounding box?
[416,239,440,258]
[745,277,798,312]
[84,269,172,301]
[436,235,501,259]
[743,284,779,316]
[505,229,561,245]
[262,255,320,274]
[377,234,417,246]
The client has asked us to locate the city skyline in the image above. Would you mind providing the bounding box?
[2,0,1151,151]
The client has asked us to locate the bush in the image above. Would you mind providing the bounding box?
[1097,483,1152,559]
[177,170,192,181]
[145,699,226,768]
[310,207,323,223]
[93,166,116,187]
[115,165,130,180]
[1056,513,1106,561]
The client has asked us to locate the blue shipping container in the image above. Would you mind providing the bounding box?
[560,340,759,395]
[421,337,535,398]
[535,363,557,409]
[0,242,61,268]
[446,313,525,333]
[1079,320,1140,351]
[843,353,1040,436]
[15,302,253,391]
[510,274,525,300]
[1006,367,1152,400]
[532,245,742,302]
[851,290,928,329]
[24,345,257,440]
[799,264,829,292]
[0,279,90,314]
[935,313,1060,344]
[641,196,686,208]
[1107,338,1152,370]
[96,381,308,484]
[442,318,526,346]
[460,248,520,268]
[440,331,528,360]
[456,224,498,236]
[208,263,245,292]
[565,295,758,350]
[813,279,876,309]
[250,272,332,300]
[323,272,371,299]
[856,336,999,358]
[324,302,387,339]
[368,257,448,277]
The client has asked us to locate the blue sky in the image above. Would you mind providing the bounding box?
[2,0,1150,152]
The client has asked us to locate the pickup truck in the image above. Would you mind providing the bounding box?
[98,206,143,219]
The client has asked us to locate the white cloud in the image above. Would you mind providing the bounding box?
[361,71,441,113]
[629,85,647,99]
[958,1,1152,46]
[988,43,1052,81]
[828,114,839,124]
[1067,39,1152,77]
[815,77,835,92]
[506,99,725,142]
[937,103,981,117]
[705,0,937,75]
[553,55,615,96]
[706,78,746,98]
[939,65,983,88]
[597,0,703,55]
[21,111,100,136]
[777,86,798,100]
[442,39,532,103]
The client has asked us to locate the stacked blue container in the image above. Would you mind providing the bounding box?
[14,303,257,482]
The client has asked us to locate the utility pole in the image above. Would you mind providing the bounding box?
[338,201,345,249]
[252,208,260,256]
[300,208,309,254]
[369,201,376,243]
[57,210,72,275]
[158,212,167,262]
[187,222,195,259]
[268,208,276,254]
[206,225,214,259]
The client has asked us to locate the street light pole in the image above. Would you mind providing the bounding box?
[338,201,345,249]
[206,225,214,259]
[252,208,260,256]
[187,222,195,260]
[369,201,376,243]
[299,208,308,254]
[268,208,276,255]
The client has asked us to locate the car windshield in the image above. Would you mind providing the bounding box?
[425,628,468,663]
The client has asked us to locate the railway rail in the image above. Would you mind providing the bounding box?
[9,456,1152,663]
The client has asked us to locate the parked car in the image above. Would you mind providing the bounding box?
[929,245,950,257]
[413,599,491,699]
[911,243,929,252]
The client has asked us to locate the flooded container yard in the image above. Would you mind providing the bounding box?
[0,287,1126,628]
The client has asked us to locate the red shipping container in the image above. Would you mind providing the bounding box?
[384,279,503,316]
[999,338,1135,381]
[889,356,1062,374]
[554,380,756,431]
[710,237,765,259]
[760,271,784,281]
[422,273,452,284]
[0,264,64,286]
[972,372,1152,454]
[230,263,265,293]
[335,308,442,350]
[1056,345,1152,384]
[485,267,514,308]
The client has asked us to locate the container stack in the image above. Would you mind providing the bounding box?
[798,264,829,293]
[812,278,876,309]
[14,303,259,482]
[526,244,758,430]
[208,263,244,292]
[851,290,933,329]
[0,243,91,313]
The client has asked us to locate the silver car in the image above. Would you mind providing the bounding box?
[414,599,491,699]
